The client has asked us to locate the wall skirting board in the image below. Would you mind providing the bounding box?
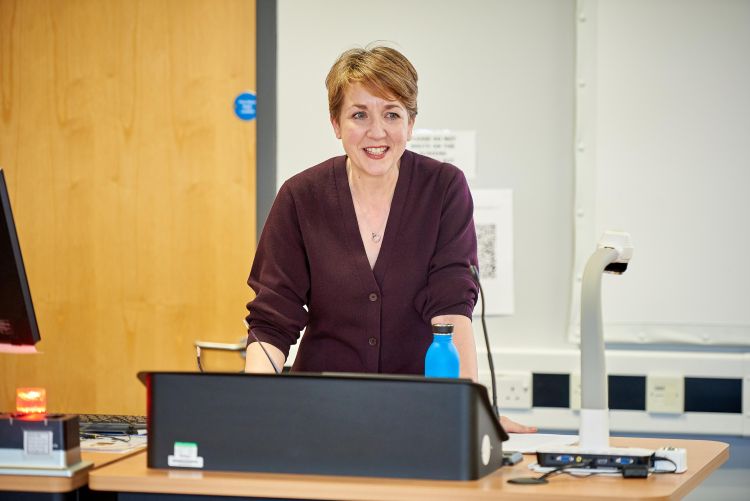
[477,348,750,437]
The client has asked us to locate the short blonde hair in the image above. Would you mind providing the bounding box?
[326,45,418,121]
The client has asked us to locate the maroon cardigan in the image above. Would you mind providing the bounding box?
[246,150,478,375]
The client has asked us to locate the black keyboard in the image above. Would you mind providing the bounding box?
[78,414,147,434]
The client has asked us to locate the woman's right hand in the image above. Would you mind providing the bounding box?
[500,415,537,433]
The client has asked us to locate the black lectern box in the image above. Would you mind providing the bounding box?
[141,372,508,480]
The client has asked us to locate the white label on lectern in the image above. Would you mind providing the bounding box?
[168,441,204,468]
[481,434,491,466]
[23,431,53,455]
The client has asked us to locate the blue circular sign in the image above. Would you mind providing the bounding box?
[234,92,257,121]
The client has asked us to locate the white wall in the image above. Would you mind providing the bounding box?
[276,0,750,434]
[278,0,576,352]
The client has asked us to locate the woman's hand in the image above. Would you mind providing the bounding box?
[500,415,537,433]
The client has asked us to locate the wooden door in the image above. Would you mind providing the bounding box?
[0,0,256,414]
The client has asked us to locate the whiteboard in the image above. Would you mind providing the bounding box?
[569,0,750,346]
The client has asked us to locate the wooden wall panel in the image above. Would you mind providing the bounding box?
[0,0,256,414]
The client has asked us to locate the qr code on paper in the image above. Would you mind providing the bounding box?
[476,224,496,279]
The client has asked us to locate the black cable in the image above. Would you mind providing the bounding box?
[540,460,596,480]
[508,460,595,485]
[652,456,678,474]
[195,332,277,374]
[470,265,498,417]
[250,330,282,374]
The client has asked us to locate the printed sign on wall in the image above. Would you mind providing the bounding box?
[407,130,476,179]
[472,189,514,316]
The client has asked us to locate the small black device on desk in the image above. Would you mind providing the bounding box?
[0,412,81,468]
[77,414,147,435]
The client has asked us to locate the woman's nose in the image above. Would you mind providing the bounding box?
[367,117,387,138]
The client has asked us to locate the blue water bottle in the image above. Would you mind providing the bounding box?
[424,323,460,378]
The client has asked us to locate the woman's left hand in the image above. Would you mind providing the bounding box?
[500,415,537,433]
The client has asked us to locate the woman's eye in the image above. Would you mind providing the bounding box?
[352,111,367,119]
[385,112,401,120]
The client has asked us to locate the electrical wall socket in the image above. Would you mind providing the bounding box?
[570,373,581,410]
[497,372,533,409]
[647,375,684,414]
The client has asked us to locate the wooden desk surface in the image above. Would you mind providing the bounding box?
[0,449,146,494]
[89,437,728,500]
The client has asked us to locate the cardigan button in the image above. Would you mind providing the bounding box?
[368,337,378,346]
[368,293,378,302]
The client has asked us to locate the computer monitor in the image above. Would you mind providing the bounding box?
[0,169,41,353]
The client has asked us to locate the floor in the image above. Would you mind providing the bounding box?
[679,433,750,501]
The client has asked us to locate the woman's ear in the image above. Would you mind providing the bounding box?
[331,115,342,140]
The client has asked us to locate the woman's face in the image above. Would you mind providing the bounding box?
[331,83,414,179]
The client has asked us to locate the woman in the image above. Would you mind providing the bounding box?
[244,45,535,433]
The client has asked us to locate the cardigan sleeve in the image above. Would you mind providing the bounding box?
[245,182,310,358]
[414,166,479,322]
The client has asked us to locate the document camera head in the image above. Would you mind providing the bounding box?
[597,231,633,274]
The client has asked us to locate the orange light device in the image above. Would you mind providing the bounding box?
[3,387,82,468]
[16,387,47,415]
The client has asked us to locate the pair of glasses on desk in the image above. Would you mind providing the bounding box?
[80,431,133,443]
[78,413,147,435]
